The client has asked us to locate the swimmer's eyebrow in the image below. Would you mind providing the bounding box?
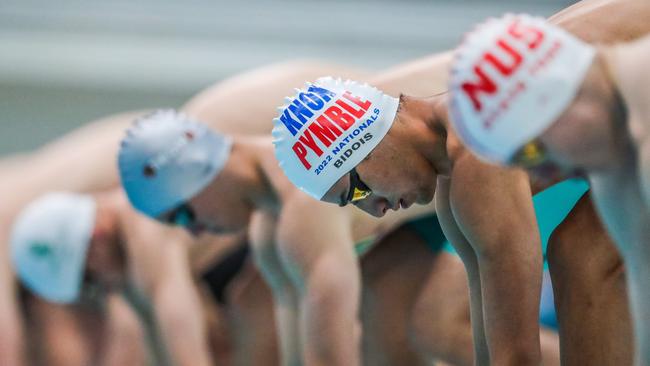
[397,94,405,111]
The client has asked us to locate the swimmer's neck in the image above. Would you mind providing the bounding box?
[229,136,283,212]
[412,94,455,176]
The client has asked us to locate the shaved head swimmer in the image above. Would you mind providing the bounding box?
[448,14,650,365]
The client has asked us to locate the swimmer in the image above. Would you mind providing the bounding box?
[118,109,483,365]
[447,14,650,364]
[0,60,369,365]
[10,191,213,366]
[272,1,648,364]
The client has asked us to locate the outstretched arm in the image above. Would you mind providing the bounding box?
[250,210,302,366]
[276,196,361,366]
[126,213,213,366]
[449,151,543,366]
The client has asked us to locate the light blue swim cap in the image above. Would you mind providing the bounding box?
[11,192,96,304]
[118,110,232,218]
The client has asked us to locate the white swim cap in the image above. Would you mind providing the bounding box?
[118,110,232,218]
[11,192,96,304]
[272,77,399,199]
[449,14,596,164]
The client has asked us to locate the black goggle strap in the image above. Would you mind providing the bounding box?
[348,169,372,203]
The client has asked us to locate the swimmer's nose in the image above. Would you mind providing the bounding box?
[372,199,389,217]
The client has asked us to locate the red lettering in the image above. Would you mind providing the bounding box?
[324,106,355,130]
[292,142,311,169]
[485,39,523,76]
[298,130,323,158]
[309,116,342,147]
[340,92,371,116]
[461,65,497,111]
[508,19,544,49]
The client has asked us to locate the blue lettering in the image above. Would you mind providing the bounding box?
[280,109,303,136]
[299,92,325,110]
[308,85,336,102]
[288,100,314,125]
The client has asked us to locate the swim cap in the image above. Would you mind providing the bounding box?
[118,110,232,218]
[272,77,399,199]
[11,193,96,304]
[449,14,595,164]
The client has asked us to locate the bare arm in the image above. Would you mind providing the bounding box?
[276,196,361,366]
[435,176,489,364]
[125,212,213,366]
[449,151,543,366]
[99,293,148,366]
[249,210,301,366]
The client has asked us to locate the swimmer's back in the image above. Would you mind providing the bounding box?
[0,110,147,211]
[371,52,452,97]
[183,60,371,135]
[549,0,650,43]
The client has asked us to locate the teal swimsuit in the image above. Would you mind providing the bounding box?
[405,178,589,262]
[404,178,589,330]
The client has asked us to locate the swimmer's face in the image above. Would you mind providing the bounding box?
[322,96,444,217]
[182,155,254,235]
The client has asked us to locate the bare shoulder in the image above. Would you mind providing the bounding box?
[447,151,535,241]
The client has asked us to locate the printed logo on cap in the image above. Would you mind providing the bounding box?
[272,77,399,199]
[449,14,596,164]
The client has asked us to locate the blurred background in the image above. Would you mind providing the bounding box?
[0,0,574,156]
